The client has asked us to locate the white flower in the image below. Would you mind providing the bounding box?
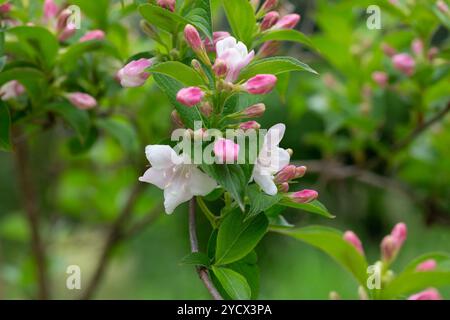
[139,145,217,214]
[252,123,290,195]
[216,36,254,82]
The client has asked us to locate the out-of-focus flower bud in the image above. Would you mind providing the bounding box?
[204,31,230,52]
[273,14,300,29]
[277,182,289,193]
[437,0,449,13]
[289,189,318,204]
[199,102,213,117]
[212,58,228,77]
[381,43,396,57]
[0,2,12,14]
[372,71,388,87]
[239,120,261,131]
[343,230,364,255]
[58,22,77,42]
[157,0,175,12]
[117,58,153,88]
[411,38,423,56]
[391,222,407,247]
[214,138,240,163]
[427,47,439,61]
[56,9,72,32]
[416,259,437,272]
[380,235,397,262]
[0,80,25,100]
[243,103,266,117]
[244,74,277,94]
[67,92,97,110]
[392,53,415,76]
[171,110,184,127]
[79,30,105,42]
[408,288,442,300]
[260,11,279,31]
[261,0,278,12]
[176,87,205,107]
[257,41,281,58]
[184,24,203,52]
[43,0,59,20]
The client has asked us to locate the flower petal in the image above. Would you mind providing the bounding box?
[189,166,217,196]
[138,167,173,189]
[163,182,193,214]
[145,145,182,168]
[253,171,278,195]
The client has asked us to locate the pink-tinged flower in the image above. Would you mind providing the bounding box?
[408,288,442,300]
[176,87,205,107]
[184,24,203,52]
[212,58,228,77]
[437,0,449,13]
[56,9,72,32]
[381,43,396,57]
[416,259,437,272]
[67,92,97,110]
[0,80,25,100]
[216,36,255,82]
[0,2,11,14]
[117,58,153,88]
[204,31,230,52]
[372,71,388,87]
[43,0,59,20]
[290,189,318,204]
[261,11,279,31]
[261,0,278,12]
[79,30,105,42]
[274,165,297,183]
[343,231,364,255]
[258,41,281,58]
[58,22,77,42]
[243,103,266,117]
[171,110,184,127]
[295,166,306,178]
[392,53,415,76]
[252,123,290,195]
[157,0,175,11]
[244,74,277,94]
[214,138,240,163]
[391,222,407,247]
[411,39,423,56]
[239,120,261,131]
[139,145,217,214]
[273,14,301,29]
[278,182,289,193]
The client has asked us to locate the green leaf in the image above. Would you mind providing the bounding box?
[0,101,11,151]
[212,266,251,300]
[246,184,282,220]
[45,101,90,142]
[223,92,264,115]
[180,252,210,268]
[272,225,369,285]
[279,199,335,218]
[152,73,201,128]
[215,209,268,265]
[96,117,139,153]
[183,0,213,39]
[139,4,189,34]
[221,0,256,46]
[8,26,59,69]
[149,61,205,86]
[228,251,260,299]
[255,29,317,51]
[201,164,247,210]
[239,56,317,81]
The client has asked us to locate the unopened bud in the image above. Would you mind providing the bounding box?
[277,182,289,193]
[212,58,228,77]
[274,165,297,183]
[290,189,318,204]
[294,165,306,178]
[199,102,213,117]
[239,120,261,131]
[243,103,265,117]
[381,43,396,57]
[184,24,203,51]
[416,259,437,272]
[260,11,279,31]
[171,110,184,127]
[343,231,364,255]
[380,235,397,262]
[261,0,278,12]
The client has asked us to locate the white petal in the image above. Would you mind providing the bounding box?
[274,147,291,172]
[253,171,277,195]
[145,145,182,168]
[235,41,249,57]
[138,167,173,189]
[163,181,193,214]
[189,166,217,196]
[264,123,286,147]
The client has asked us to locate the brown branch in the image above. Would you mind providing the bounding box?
[13,128,49,300]
[189,198,223,300]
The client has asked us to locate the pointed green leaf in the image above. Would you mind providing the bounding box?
[149,61,205,86]
[212,266,251,300]
[221,0,256,46]
[279,198,335,218]
[180,252,211,268]
[256,29,317,51]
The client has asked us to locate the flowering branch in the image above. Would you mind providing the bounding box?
[188,198,223,300]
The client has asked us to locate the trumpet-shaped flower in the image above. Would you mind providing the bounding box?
[139,145,217,214]
[216,36,255,82]
[251,123,290,195]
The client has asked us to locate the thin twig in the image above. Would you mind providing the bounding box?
[13,128,49,299]
[189,198,223,300]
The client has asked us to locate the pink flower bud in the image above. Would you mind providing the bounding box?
[184,24,203,52]
[244,74,277,94]
[381,43,396,57]
[408,288,442,300]
[416,259,437,272]
[67,92,97,110]
[204,31,230,52]
[43,0,59,20]
[295,165,307,178]
[214,138,240,163]
[176,87,205,107]
[274,14,301,29]
[391,222,407,247]
[157,0,175,11]
[0,80,25,100]
[437,0,449,13]
[171,110,184,127]
[381,235,397,262]
[117,58,153,88]
[261,11,279,31]
[261,0,278,12]
[274,165,297,183]
[343,231,364,255]
[239,120,261,130]
[243,103,266,117]
[58,22,77,42]
[372,71,388,87]
[258,41,281,58]
[79,30,105,42]
[212,58,228,77]
[290,189,318,204]
[56,9,72,32]
[278,182,289,193]
[0,2,12,14]
[411,38,423,56]
[392,53,415,76]
[427,47,439,61]
[199,102,213,117]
